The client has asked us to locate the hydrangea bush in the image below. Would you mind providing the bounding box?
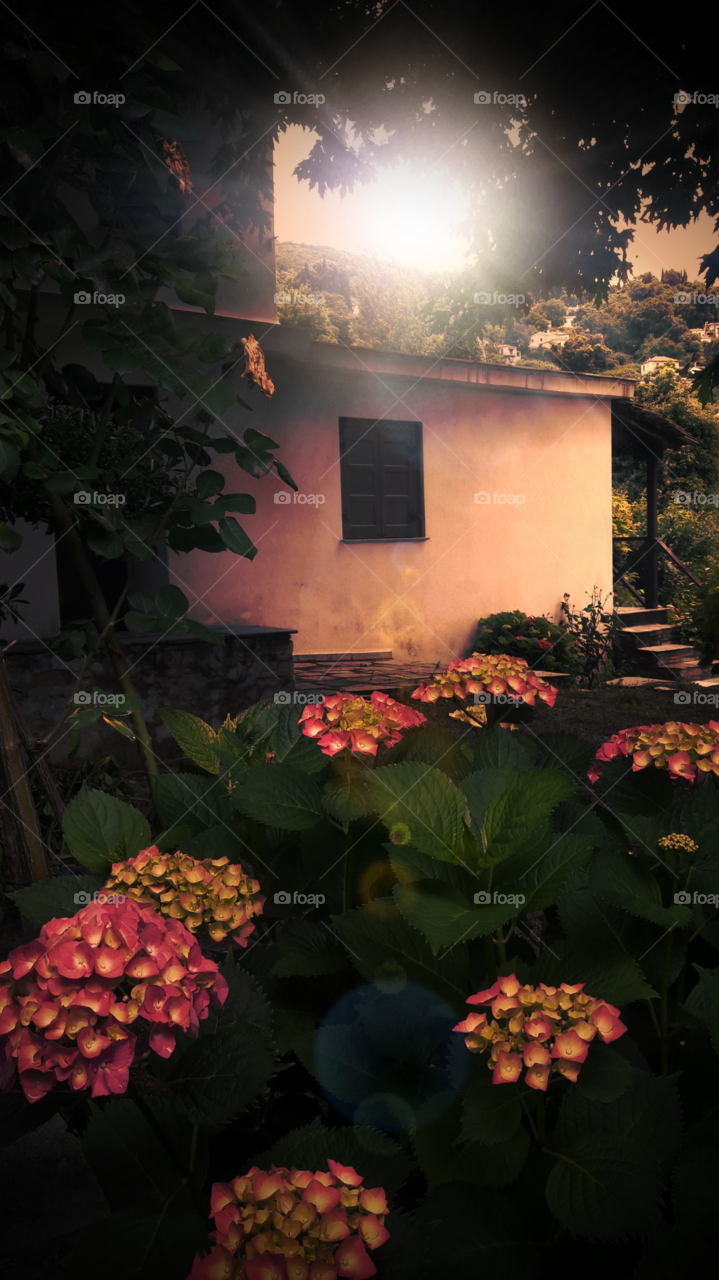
[0,896,227,1101]
[189,1162,389,1280]
[454,975,627,1090]
[588,719,719,783]
[299,691,426,758]
[411,652,557,727]
[7,693,719,1276]
[103,848,265,946]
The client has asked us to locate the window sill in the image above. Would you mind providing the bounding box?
[340,537,429,543]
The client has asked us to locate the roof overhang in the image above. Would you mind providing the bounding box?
[611,399,697,459]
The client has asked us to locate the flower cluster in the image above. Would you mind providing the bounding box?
[188,1161,390,1280]
[411,653,556,727]
[0,897,228,1103]
[103,848,265,947]
[454,974,627,1091]
[658,833,699,857]
[299,691,426,758]
[588,720,719,785]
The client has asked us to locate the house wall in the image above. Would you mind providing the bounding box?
[167,324,621,664]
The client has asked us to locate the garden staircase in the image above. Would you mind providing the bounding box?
[615,606,719,686]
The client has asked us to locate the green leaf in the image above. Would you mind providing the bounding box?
[0,439,19,482]
[414,1095,530,1187]
[552,1072,682,1181]
[0,521,22,552]
[532,938,658,1005]
[67,1098,207,1280]
[11,874,103,925]
[545,1135,662,1241]
[265,702,327,774]
[331,901,469,1006]
[194,332,239,363]
[367,763,468,864]
[152,772,231,834]
[574,1040,639,1102]
[231,763,324,829]
[155,584,189,617]
[462,767,520,836]
[218,515,258,559]
[271,920,350,978]
[195,469,225,498]
[694,965,719,1059]
[393,879,516,953]
[520,833,597,913]
[597,756,675,815]
[126,589,155,614]
[212,950,273,1035]
[87,525,125,559]
[214,492,257,516]
[157,707,219,775]
[0,1089,65,1149]
[530,731,598,776]
[174,281,215,313]
[483,769,576,864]
[474,723,535,771]
[589,847,692,928]
[459,1077,525,1144]
[634,1221,717,1279]
[62,787,150,873]
[193,374,237,417]
[673,1143,719,1241]
[164,1022,276,1125]
[123,611,158,633]
[414,1184,541,1275]
[322,772,372,825]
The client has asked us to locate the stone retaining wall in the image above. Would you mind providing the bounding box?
[4,625,295,766]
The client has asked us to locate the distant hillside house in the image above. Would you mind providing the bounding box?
[688,328,712,344]
[641,356,678,375]
[529,331,571,350]
[496,344,520,363]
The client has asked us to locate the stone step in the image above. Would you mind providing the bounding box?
[634,643,698,666]
[618,623,679,647]
[615,606,669,627]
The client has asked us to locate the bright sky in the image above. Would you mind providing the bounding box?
[273,126,716,284]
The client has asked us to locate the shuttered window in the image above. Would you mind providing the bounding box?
[338,418,425,540]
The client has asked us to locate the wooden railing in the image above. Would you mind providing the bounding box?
[613,536,701,608]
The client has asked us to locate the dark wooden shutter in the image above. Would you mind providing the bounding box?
[339,418,424,540]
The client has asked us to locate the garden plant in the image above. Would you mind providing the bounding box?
[2,666,719,1277]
